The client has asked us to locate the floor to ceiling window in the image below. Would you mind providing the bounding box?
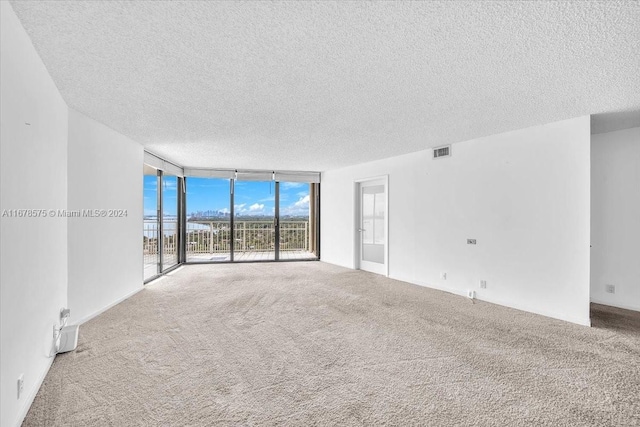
[233,177,277,261]
[278,181,318,260]
[143,165,159,280]
[143,153,185,282]
[186,177,232,262]
[161,173,179,270]
[184,170,320,263]
[145,158,319,275]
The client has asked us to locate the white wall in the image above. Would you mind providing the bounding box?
[322,116,592,325]
[67,109,144,324]
[2,4,146,424]
[591,127,640,311]
[0,2,69,426]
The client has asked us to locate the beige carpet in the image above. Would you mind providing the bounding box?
[24,262,640,426]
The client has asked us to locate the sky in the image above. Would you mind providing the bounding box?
[144,176,310,218]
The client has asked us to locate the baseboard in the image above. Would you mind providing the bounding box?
[390,274,470,298]
[14,356,55,427]
[389,274,592,327]
[476,292,591,327]
[73,286,144,326]
[590,298,640,313]
[319,259,354,270]
[319,266,593,326]
[14,287,145,425]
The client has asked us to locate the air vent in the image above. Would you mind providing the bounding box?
[433,145,451,159]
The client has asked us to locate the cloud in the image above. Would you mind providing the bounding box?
[161,179,177,189]
[294,195,310,208]
[249,203,265,212]
[281,182,306,190]
[280,195,310,217]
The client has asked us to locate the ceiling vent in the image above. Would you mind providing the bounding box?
[433,145,451,159]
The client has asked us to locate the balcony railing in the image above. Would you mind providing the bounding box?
[143,220,310,261]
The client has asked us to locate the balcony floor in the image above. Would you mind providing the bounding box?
[187,250,316,262]
[145,250,317,280]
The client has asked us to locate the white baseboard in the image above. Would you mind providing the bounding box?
[591,298,640,313]
[14,356,55,427]
[313,264,593,326]
[14,286,144,426]
[476,291,591,327]
[73,286,144,326]
[389,274,592,327]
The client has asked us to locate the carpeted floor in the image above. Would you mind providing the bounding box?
[24,262,640,426]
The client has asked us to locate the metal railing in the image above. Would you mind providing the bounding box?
[186,220,309,254]
[143,220,310,260]
[143,221,178,271]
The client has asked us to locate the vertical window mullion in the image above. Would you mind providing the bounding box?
[157,170,163,273]
[230,179,235,262]
[275,182,280,261]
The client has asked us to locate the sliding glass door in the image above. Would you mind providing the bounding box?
[179,170,319,264]
[186,177,232,262]
[233,179,276,261]
[145,156,320,273]
[143,162,184,281]
[143,167,160,280]
[278,182,317,260]
[161,174,179,270]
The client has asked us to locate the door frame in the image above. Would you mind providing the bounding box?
[354,175,389,277]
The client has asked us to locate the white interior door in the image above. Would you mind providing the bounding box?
[357,177,388,276]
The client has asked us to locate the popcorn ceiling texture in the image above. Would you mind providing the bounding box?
[9,1,640,171]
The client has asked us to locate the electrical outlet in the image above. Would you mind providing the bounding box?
[479,280,487,289]
[440,272,447,280]
[605,284,615,294]
[17,374,24,399]
[467,290,475,299]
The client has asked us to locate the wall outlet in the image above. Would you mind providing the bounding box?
[440,272,447,280]
[605,284,615,294]
[467,290,475,299]
[17,374,24,399]
[479,280,487,289]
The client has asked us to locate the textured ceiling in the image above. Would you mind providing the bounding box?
[9,1,640,171]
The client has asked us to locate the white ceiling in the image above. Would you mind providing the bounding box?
[9,1,640,171]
